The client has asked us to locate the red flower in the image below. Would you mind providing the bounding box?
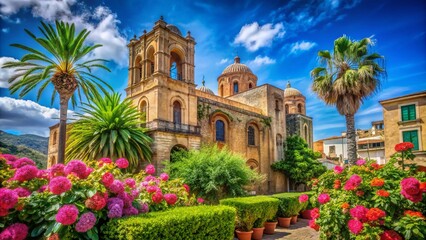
[404,210,425,219]
[395,142,414,152]
[356,190,365,197]
[366,208,386,221]
[380,230,402,240]
[376,189,390,197]
[334,179,341,189]
[85,192,107,211]
[371,178,385,187]
[101,172,114,187]
[420,182,426,193]
[370,163,383,170]
[311,208,320,219]
[341,202,350,209]
[401,177,422,203]
[152,192,163,204]
[309,219,320,231]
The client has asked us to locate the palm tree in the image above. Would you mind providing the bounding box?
[311,35,386,165]
[3,21,111,164]
[65,92,152,169]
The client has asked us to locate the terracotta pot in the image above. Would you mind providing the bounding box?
[263,221,277,235]
[291,215,298,224]
[301,209,312,219]
[252,227,264,240]
[277,217,291,228]
[235,230,253,240]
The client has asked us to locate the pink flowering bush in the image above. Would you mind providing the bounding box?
[309,143,426,239]
[0,155,200,239]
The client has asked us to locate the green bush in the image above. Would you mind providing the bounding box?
[101,205,236,240]
[272,192,312,217]
[220,196,279,231]
[165,145,264,203]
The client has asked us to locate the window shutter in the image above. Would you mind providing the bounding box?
[408,105,416,120]
[411,131,419,151]
[403,131,411,142]
[401,106,409,121]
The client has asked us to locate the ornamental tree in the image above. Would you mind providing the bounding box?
[272,135,326,190]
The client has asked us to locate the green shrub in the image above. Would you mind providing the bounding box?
[272,192,312,217]
[220,196,279,231]
[101,205,236,240]
[165,145,264,203]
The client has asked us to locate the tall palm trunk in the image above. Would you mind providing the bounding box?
[57,95,70,164]
[345,114,357,165]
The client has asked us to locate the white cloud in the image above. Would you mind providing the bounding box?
[0,97,76,137]
[357,105,383,116]
[1,28,9,33]
[217,58,230,65]
[247,56,276,68]
[234,22,285,51]
[290,41,317,54]
[0,1,127,66]
[0,57,19,88]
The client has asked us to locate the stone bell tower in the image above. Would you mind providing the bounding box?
[125,17,200,169]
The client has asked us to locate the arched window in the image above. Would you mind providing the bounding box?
[233,82,239,94]
[249,83,253,89]
[52,131,57,145]
[134,56,142,83]
[140,101,147,123]
[275,100,280,111]
[173,101,181,124]
[170,52,182,80]
[298,103,302,113]
[304,124,309,142]
[285,104,289,114]
[248,126,255,146]
[147,47,155,76]
[219,84,224,96]
[215,120,225,142]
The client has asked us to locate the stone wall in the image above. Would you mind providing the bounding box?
[286,114,313,148]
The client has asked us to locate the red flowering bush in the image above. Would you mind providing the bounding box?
[310,142,426,239]
[0,154,200,239]
[395,142,414,152]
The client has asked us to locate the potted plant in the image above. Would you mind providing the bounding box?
[263,219,278,235]
[252,219,265,240]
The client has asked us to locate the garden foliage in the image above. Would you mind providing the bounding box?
[272,192,312,218]
[165,145,264,203]
[220,196,279,231]
[309,143,426,240]
[272,136,326,189]
[101,205,236,240]
[0,154,200,239]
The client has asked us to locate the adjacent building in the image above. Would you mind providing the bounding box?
[47,18,314,193]
[380,91,426,168]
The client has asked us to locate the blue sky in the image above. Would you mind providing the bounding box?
[0,0,425,139]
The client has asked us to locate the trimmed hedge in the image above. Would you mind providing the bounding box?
[272,192,313,217]
[220,196,279,231]
[101,205,236,240]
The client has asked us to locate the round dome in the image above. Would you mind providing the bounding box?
[221,56,253,74]
[197,85,215,95]
[166,24,182,36]
[284,81,303,97]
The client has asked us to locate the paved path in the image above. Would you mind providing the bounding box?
[235,219,319,240]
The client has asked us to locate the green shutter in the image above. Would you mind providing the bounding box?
[401,106,409,121]
[401,105,416,121]
[402,130,419,151]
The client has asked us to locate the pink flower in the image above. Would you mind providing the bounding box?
[64,160,87,179]
[13,187,31,198]
[356,159,366,166]
[0,223,28,240]
[344,174,362,191]
[138,203,149,213]
[75,212,96,232]
[49,176,72,195]
[318,193,330,204]
[81,167,93,179]
[145,175,157,182]
[299,194,309,203]
[183,184,190,193]
[123,206,139,216]
[125,178,136,188]
[49,164,65,177]
[38,185,47,193]
[348,219,363,235]
[197,198,204,204]
[107,197,124,210]
[152,192,163,204]
[164,193,178,205]
[0,188,18,209]
[118,192,133,208]
[107,203,123,218]
[85,193,107,211]
[309,219,320,231]
[56,204,79,225]
[350,205,369,222]
[145,164,156,175]
[311,208,320,219]
[147,185,159,193]
[109,180,125,194]
[160,173,169,181]
[98,157,112,166]
[13,165,38,182]
[102,172,114,187]
[13,157,36,169]
[115,158,129,169]
[333,166,344,174]
[1,154,18,162]
[0,208,8,217]
[401,177,422,203]
[37,169,49,179]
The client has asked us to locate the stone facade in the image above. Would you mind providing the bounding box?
[380,91,426,168]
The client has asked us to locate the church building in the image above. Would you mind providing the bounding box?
[47,17,313,194]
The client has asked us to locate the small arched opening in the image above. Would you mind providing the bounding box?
[246,159,259,171]
[147,47,155,76]
[249,82,253,89]
[140,100,148,123]
[219,84,224,97]
[233,81,239,94]
[52,131,57,145]
[298,103,303,113]
[215,120,225,142]
[248,126,255,146]
[304,124,309,143]
[134,55,142,83]
[170,51,183,80]
[173,101,182,124]
[285,104,289,114]
[170,145,187,163]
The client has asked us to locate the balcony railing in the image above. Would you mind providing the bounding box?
[145,119,200,135]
